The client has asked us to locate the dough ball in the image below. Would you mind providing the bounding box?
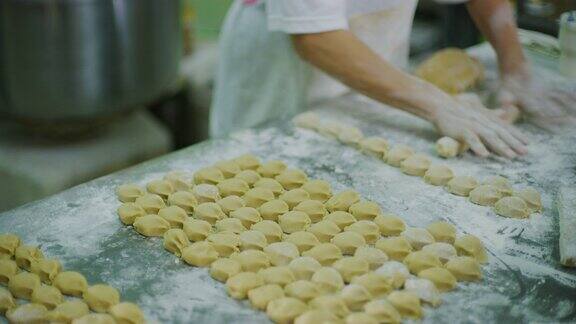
[194,202,226,225]
[182,219,212,242]
[454,234,488,263]
[386,144,414,167]
[359,137,389,158]
[163,171,191,192]
[182,241,219,267]
[284,231,320,253]
[254,178,285,197]
[0,234,20,259]
[258,266,296,287]
[331,232,366,255]
[146,179,174,199]
[307,220,341,243]
[293,200,327,223]
[345,220,380,244]
[30,258,61,284]
[301,180,332,202]
[248,284,285,311]
[251,220,284,243]
[445,256,482,281]
[117,203,146,225]
[423,165,454,186]
[258,200,289,222]
[192,184,221,203]
[257,160,288,178]
[351,272,392,298]
[214,160,242,178]
[435,136,461,158]
[288,257,322,281]
[373,213,406,236]
[354,246,389,270]
[275,169,309,190]
[266,297,308,324]
[295,310,340,324]
[483,176,513,196]
[375,237,413,261]
[332,257,370,283]
[216,195,246,214]
[417,267,457,292]
[309,295,350,318]
[340,284,372,312]
[293,112,320,131]
[374,261,410,289]
[133,215,171,237]
[54,271,88,297]
[303,242,343,267]
[47,300,89,323]
[338,126,364,146]
[325,190,360,212]
[215,218,246,235]
[233,154,261,171]
[83,284,120,313]
[421,243,457,263]
[230,207,262,229]
[167,191,198,214]
[158,206,188,228]
[279,189,310,209]
[345,313,379,324]
[109,302,145,324]
[318,120,345,138]
[363,299,401,324]
[6,303,48,324]
[400,154,431,177]
[135,194,166,214]
[206,233,240,257]
[426,221,456,244]
[514,187,542,213]
[264,242,300,266]
[226,272,264,299]
[386,291,422,319]
[9,272,40,300]
[243,187,275,209]
[217,178,250,198]
[401,227,436,250]
[210,258,242,283]
[284,280,321,302]
[494,196,529,218]
[403,250,442,274]
[72,313,116,324]
[239,230,268,251]
[279,211,312,234]
[231,250,271,272]
[311,267,344,294]
[235,170,261,186]
[193,167,225,185]
[468,185,502,206]
[14,245,44,271]
[116,184,144,203]
[349,201,381,221]
[446,176,478,196]
[0,259,18,286]
[325,211,357,230]
[163,229,190,257]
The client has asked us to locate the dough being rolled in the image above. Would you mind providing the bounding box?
[266,297,308,324]
[386,144,414,167]
[311,267,344,294]
[54,271,88,297]
[158,206,188,228]
[446,176,478,197]
[116,184,144,203]
[387,291,422,319]
[251,220,284,243]
[445,256,482,281]
[293,200,327,223]
[182,219,212,242]
[332,257,370,283]
[163,229,190,257]
[275,169,309,190]
[307,220,341,243]
[469,185,502,206]
[301,180,332,202]
[302,243,342,266]
[83,284,120,313]
[417,267,457,292]
[109,302,145,324]
[400,154,431,177]
[264,242,300,266]
[9,272,41,300]
[182,241,219,267]
[133,215,171,237]
[210,258,242,282]
[217,178,250,198]
[30,258,62,284]
[424,165,454,186]
[326,190,360,212]
[435,137,462,158]
[284,231,319,253]
[117,203,146,225]
[363,299,401,324]
[233,154,261,171]
[325,211,357,230]
[373,214,406,236]
[257,160,287,178]
[494,196,529,218]
[226,272,264,299]
[288,257,322,281]
[359,137,389,158]
[248,284,285,311]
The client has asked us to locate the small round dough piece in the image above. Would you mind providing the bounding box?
[345,313,379,324]
[192,184,221,203]
[117,203,146,225]
[351,272,392,298]
[182,219,212,242]
[9,272,41,300]
[217,178,250,198]
[234,154,261,171]
[326,190,361,212]
[359,137,389,158]
[206,233,240,257]
[146,179,174,199]
[307,220,341,243]
[251,220,284,243]
[6,303,48,324]
[116,184,144,203]
[293,200,327,223]
[284,231,320,253]
[331,231,366,255]
[163,228,190,257]
[484,176,513,196]
[403,250,443,274]
[436,136,461,158]
[375,261,410,289]
[345,220,380,244]
[325,211,357,230]
[288,257,322,281]
[83,284,120,313]
[48,300,90,323]
[349,201,381,221]
[194,202,226,225]
[243,187,275,209]
[71,313,116,324]
[0,259,18,286]
[134,193,166,214]
[426,221,456,244]
[193,167,225,185]
[446,176,478,196]
[445,256,482,281]
[417,267,457,292]
[109,302,145,324]
[15,245,44,271]
[226,272,264,299]
[354,246,389,270]
[387,291,422,319]
[332,257,370,283]
[210,258,242,282]
[239,230,268,251]
[309,295,350,318]
[401,227,436,250]
[267,297,308,324]
[375,237,413,261]
[258,266,296,287]
[301,180,332,202]
[163,171,191,192]
[158,206,189,228]
[374,213,406,236]
[133,215,171,237]
[311,267,344,294]
[295,310,340,324]
[0,234,20,259]
[469,185,502,206]
[167,191,198,214]
[216,195,246,214]
[454,234,488,263]
[30,258,61,285]
[424,165,454,186]
[248,284,285,311]
[340,284,372,311]
[386,144,414,167]
[264,242,300,266]
[302,243,342,266]
[182,241,219,267]
[54,271,88,297]
[214,160,242,178]
[400,154,431,177]
[215,218,247,234]
[363,299,401,324]
[514,187,542,213]
[257,160,287,178]
[494,196,530,218]
[235,170,261,186]
[279,189,310,209]
[284,280,321,302]
[230,207,262,229]
[293,112,320,130]
[421,242,457,263]
[318,120,345,138]
[338,126,364,146]
[278,211,311,234]
[275,169,309,190]
[258,199,289,222]
[31,284,63,309]
[254,178,285,197]
[231,250,271,272]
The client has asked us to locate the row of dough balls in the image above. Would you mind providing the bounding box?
[115,156,488,323]
[0,233,144,324]
[293,112,542,219]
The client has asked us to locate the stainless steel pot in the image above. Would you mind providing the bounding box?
[0,0,182,121]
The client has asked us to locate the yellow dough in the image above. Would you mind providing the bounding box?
[134,194,166,214]
[275,169,309,190]
[234,154,261,171]
[424,165,454,186]
[239,230,268,251]
[401,227,436,250]
[435,136,462,158]
[163,229,190,257]
[0,234,20,260]
[293,112,320,131]
[163,171,191,192]
[288,257,322,281]
[226,272,264,299]
[194,167,225,185]
[483,176,513,196]
[254,178,285,197]
[400,154,431,177]
[206,233,240,257]
[403,251,442,274]
[6,303,48,324]
[307,220,341,243]
[216,195,246,214]
[264,242,300,266]
[514,187,542,213]
[332,257,370,283]
[210,258,242,282]
[338,126,364,146]
[258,200,289,222]
[349,201,381,221]
[146,179,174,199]
[215,218,247,234]
[284,280,321,302]
[373,214,406,236]
[158,206,189,228]
[295,310,340,324]
[405,277,442,307]
[309,295,350,318]
[116,184,145,203]
[331,232,366,255]
[278,211,311,234]
[133,215,171,237]
[83,284,120,313]
[192,184,221,203]
[217,178,250,197]
[301,180,332,202]
[363,299,401,324]
[279,189,310,209]
[0,259,18,285]
[421,242,457,263]
[311,267,344,294]
[387,291,422,319]
[325,211,357,230]
[249,222,281,245]
[194,202,226,225]
[257,160,288,178]
[8,272,41,300]
[284,232,320,253]
[15,245,44,271]
[182,241,219,267]
[54,271,88,297]
[340,284,372,311]
[469,185,502,206]
[386,144,414,167]
[231,250,271,272]
[326,190,360,212]
[230,207,262,229]
[47,300,90,323]
[494,196,530,218]
[375,237,413,261]
[258,266,296,287]
[109,302,145,324]
[345,221,380,244]
[359,137,389,158]
[117,203,146,225]
[446,176,478,197]
[345,313,379,324]
[167,191,198,214]
[417,267,457,292]
[235,170,262,186]
[182,219,212,242]
[302,243,342,266]
[426,221,456,244]
[354,246,389,270]
[248,284,285,310]
[351,272,392,298]
[31,285,63,309]
[71,313,116,324]
[454,234,488,263]
[318,120,345,138]
[214,160,242,178]
[243,187,275,209]
[375,261,410,289]
[293,200,327,223]
[266,297,308,324]
[445,256,482,281]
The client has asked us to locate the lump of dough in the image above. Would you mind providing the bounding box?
[386,144,414,167]
[163,228,190,257]
[206,233,240,257]
[248,284,285,310]
[424,165,454,186]
[251,220,283,243]
[258,200,289,222]
[267,297,308,324]
[146,179,174,199]
[284,231,319,253]
[158,206,189,228]
[239,230,268,251]
[254,178,285,197]
[214,160,242,178]
[217,178,250,197]
[0,259,18,285]
[15,245,44,271]
[302,243,342,266]
[0,234,20,259]
[226,272,264,299]
[375,237,413,261]
[167,191,198,214]
[326,190,360,212]
[309,295,350,318]
[325,211,357,230]
[278,211,311,234]
[483,176,513,196]
[118,203,146,225]
[401,227,436,250]
[243,187,275,209]
[194,202,226,225]
[182,241,219,267]
[279,189,310,209]
[231,250,271,272]
[338,126,364,146]
[133,215,170,237]
[340,284,372,311]
[47,300,89,323]
[349,201,381,221]
[354,246,388,270]
[454,234,488,263]
[426,221,456,244]
[494,196,530,218]
[403,251,442,274]
[288,257,322,281]
[375,261,410,289]
[351,272,392,298]
[210,258,242,282]
[374,214,406,236]
[192,184,221,203]
[446,176,478,196]
[134,194,166,214]
[514,187,542,213]
[293,200,327,223]
[235,170,261,186]
[345,313,379,324]
[257,160,288,178]
[54,271,88,297]
[293,112,321,130]
[284,280,321,302]
[295,310,340,324]
[435,136,461,158]
[216,195,245,214]
[9,272,40,300]
[215,218,247,234]
[182,219,212,242]
[83,284,120,313]
[363,299,401,324]
[445,256,482,281]
[258,266,296,287]
[264,242,300,266]
[194,167,224,185]
[400,154,431,177]
[307,220,341,243]
[404,278,441,307]
[6,303,48,323]
[230,207,262,229]
[359,137,389,158]
[301,180,332,202]
[421,243,457,263]
[163,171,191,192]
[234,154,261,171]
[469,185,502,206]
[417,267,457,292]
[30,258,61,284]
[109,302,145,324]
[311,267,344,294]
[318,120,345,138]
[332,257,370,283]
[387,291,422,319]
[72,313,116,324]
[345,220,380,244]
[332,232,366,255]
[116,184,144,203]
[275,169,309,190]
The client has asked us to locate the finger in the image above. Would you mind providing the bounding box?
[487,112,530,145]
[463,130,490,158]
[494,105,521,124]
[478,130,517,159]
[494,126,528,155]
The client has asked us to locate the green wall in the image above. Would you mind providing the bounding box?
[187,0,233,41]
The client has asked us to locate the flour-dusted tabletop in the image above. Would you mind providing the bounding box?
[2,42,576,323]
